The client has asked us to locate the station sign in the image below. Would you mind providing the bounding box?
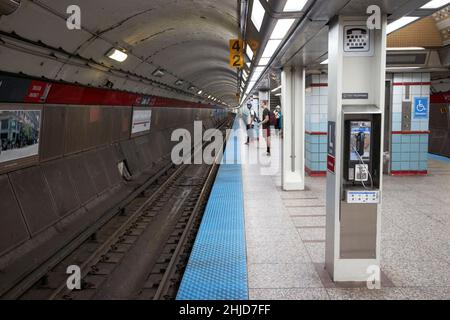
[229,39,244,68]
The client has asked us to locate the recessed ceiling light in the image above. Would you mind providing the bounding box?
[258,57,271,66]
[246,45,254,61]
[270,19,295,40]
[387,17,419,34]
[386,66,421,70]
[152,69,165,77]
[283,0,308,12]
[421,0,449,9]
[175,80,184,86]
[106,48,128,62]
[261,39,282,58]
[320,59,329,65]
[251,0,265,32]
[387,47,426,51]
[197,90,203,95]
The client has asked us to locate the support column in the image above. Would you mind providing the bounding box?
[281,67,305,191]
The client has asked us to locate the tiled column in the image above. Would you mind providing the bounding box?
[305,74,328,176]
[281,67,305,191]
[391,73,430,175]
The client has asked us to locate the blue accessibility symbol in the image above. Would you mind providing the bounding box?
[414,97,429,119]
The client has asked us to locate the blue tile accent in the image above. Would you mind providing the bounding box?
[401,144,410,153]
[401,161,410,170]
[392,162,401,170]
[392,144,402,153]
[428,153,450,163]
[177,119,248,300]
[392,153,401,162]
[410,135,420,144]
[401,135,411,144]
[410,153,419,161]
[419,161,428,170]
[410,162,419,170]
[410,144,420,152]
[401,153,410,161]
[392,135,401,144]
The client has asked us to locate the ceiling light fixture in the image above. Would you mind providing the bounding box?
[152,68,166,77]
[387,47,426,51]
[261,39,282,58]
[270,19,295,40]
[106,48,128,62]
[251,0,265,32]
[387,17,419,34]
[246,45,254,61]
[421,0,449,9]
[283,0,308,12]
[320,59,329,64]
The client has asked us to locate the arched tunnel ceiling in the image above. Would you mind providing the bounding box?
[0,0,239,105]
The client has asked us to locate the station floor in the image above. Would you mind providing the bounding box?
[241,124,450,300]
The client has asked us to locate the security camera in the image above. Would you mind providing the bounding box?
[0,0,20,16]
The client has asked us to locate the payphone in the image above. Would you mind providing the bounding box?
[325,15,386,282]
[341,109,382,205]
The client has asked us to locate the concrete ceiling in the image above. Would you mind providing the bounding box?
[0,0,239,105]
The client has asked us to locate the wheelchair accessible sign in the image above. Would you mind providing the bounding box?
[414,97,429,119]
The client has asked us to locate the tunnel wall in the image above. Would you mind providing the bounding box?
[0,73,229,262]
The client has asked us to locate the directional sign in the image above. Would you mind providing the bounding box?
[229,39,244,68]
[413,97,429,119]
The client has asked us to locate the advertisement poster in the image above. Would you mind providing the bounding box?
[131,108,152,135]
[0,110,41,164]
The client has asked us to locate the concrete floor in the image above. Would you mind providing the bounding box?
[241,127,450,300]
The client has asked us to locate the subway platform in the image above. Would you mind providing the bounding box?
[180,118,450,300]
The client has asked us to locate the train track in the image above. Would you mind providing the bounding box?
[3,119,232,300]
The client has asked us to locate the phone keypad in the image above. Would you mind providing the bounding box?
[344,26,370,52]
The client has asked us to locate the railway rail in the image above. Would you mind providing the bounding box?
[1,118,233,300]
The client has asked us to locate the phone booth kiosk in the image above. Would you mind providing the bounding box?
[325,15,387,283]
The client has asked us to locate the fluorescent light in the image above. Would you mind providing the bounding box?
[421,0,449,9]
[387,47,425,51]
[258,57,270,66]
[387,17,419,34]
[271,85,282,92]
[197,90,203,95]
[106,48,128,62]
[270,19,295,40]
[251,0,265,32]
[246,62,251,68]
[255,66,265,73]
[261,39,282,58]
[320,59,329,65]
[386,66,421,70]
[283,0,308,12]
[246,45,254,61]
[152,69,165,77]
[275,93,282,96]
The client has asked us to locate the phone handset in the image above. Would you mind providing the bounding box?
[356,132,365,158]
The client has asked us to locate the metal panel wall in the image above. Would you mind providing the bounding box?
[9,167,59,236]
[0,175,30,255]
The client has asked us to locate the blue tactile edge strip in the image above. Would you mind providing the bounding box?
[428,153,450,164]
[177,119,248,300]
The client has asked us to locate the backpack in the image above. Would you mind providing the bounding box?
[269,110,277,126]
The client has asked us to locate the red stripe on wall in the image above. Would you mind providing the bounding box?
[305,131,328,136]
[309,83,328,87]
[391,131,430,135]
[305,167,327,177]
[392,82,431,86]
[391,170,427,176]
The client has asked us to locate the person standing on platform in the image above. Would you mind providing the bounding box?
[244,103,256,145]
[260,102,271,156]
[274,105,282,137]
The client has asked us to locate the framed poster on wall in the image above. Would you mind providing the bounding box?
[131,107,152,137]
[0,105,42,173]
